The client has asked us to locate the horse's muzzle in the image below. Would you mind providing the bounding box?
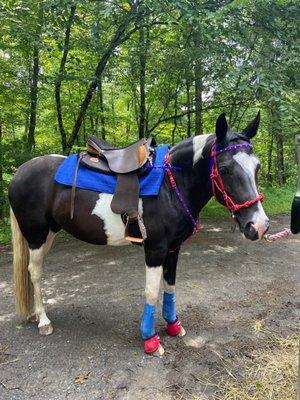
[243,219,270,240]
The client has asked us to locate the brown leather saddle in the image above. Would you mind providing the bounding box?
[71,136,155,243]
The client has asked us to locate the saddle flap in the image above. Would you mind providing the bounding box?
[111,173,139,216]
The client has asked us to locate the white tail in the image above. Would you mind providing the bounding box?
[10,208,33,317]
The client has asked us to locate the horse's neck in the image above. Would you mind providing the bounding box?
[169,135,213,214]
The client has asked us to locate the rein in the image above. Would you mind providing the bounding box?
[164,154,200,234]
[210,140,264,214]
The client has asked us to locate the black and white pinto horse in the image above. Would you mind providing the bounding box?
[9,113,269,355]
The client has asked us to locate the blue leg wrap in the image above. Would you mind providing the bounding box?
[140,304,156,339]
[162,292,177,324]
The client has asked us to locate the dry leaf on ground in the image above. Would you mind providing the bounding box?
[74,372,89,384]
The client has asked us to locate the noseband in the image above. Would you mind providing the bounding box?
[210,140,264,214]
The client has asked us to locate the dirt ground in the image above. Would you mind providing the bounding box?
[0,215,299,400]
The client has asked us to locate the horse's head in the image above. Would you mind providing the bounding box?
[211,112,269,240]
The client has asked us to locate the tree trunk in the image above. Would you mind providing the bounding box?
[111,89,116,143]
[65,3,140,154]
[0,121,4,219]
[55,4,76,153]
[89,115,94,135]
[171,89,178,146]
[193,31,203,135]
[94,4,106,140]
[27,1,44,151]
[276,130,285,185]
[186,77,192,137]
[138,25,148,139]
[266,130,274,185]
[24,108,30,138]
[98,79,106,139]
[23,63,31,139]
[125,100,131,140]
[270,105,285,184]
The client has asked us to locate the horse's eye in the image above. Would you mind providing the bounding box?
[219,166,229,175]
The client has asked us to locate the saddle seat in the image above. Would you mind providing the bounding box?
[82,136,155,174]
[74,136,156,243]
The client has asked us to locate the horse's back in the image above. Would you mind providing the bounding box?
[9,155,65,209]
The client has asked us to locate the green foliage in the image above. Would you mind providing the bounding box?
[202,185,296,218]
[0,217,11,245]
[0,0,299,220]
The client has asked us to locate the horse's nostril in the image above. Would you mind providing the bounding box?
[244,222,259,241]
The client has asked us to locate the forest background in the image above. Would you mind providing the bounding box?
[0,0,299,242]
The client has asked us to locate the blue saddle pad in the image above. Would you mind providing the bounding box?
[54,145,169,197]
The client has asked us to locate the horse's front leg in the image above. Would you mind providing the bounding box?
[140,264,164,355]
[140,243,166,356]
[163,248,186,337]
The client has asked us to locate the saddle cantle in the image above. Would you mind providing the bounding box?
[71,136,156,243]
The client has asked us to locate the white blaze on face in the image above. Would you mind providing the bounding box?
[233,152,268,238]
[233,152,259,193]
[91,193,143,246]
[193,134,211,165]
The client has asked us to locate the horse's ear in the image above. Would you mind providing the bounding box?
[242,111,260,139]
[215,113,228,142]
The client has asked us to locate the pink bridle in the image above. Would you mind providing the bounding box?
[210,140,264,214]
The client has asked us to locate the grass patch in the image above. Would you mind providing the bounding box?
[216,334,299,400]
[0,216,67,245]
[202,185,295,218]
[262,185,295,215]
[0,217,11,245]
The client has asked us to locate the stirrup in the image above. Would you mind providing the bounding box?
[125,235,144,243]
[124,217,145,243]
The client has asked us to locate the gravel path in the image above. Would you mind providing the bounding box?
[0,215,299,400]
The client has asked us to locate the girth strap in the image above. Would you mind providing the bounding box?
[70,153,83,220]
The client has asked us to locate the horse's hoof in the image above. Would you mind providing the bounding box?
[27,314,37,323]
[144,334,164,356]
[178,326,186,337]
[39,323,53,336]
[166,318,186,337]
[152,344,165,357]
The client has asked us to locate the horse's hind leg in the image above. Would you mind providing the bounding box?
[28,231,55,335]
[162,248,186,337]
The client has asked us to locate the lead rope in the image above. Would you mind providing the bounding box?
[264,228,292,242]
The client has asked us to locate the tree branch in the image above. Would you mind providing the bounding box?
[147,101,249,135]
[55,4,76,152]
[65,1,142,154]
